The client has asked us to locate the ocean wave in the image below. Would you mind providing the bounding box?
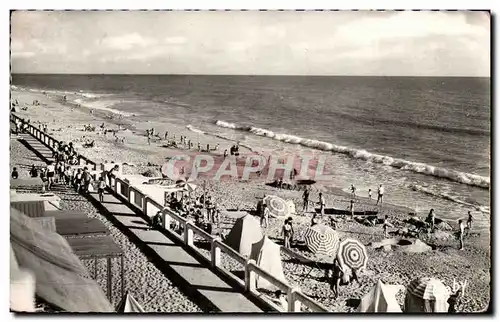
[187,124,256,152]
[215,119,490,189]
[409,184,490,214]
[72,98,136,117]
[186,124,206,134]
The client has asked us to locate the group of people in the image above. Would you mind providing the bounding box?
[350,184,385,205]
[426,209,473,251]
[161,192,222,234]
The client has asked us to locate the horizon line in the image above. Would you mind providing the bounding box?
[10,73,491,78]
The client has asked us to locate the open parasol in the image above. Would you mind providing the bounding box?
[304,224,340,258]
[337,238,368,271]
[262,195,290,218]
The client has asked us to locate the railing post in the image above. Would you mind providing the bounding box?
[245,260,257,293]
[143,196,148,216]
[184,222,194,246]
[288,288,302,312]
[161,210,170,230]
[129,188,135,205]
[211,238,221,268]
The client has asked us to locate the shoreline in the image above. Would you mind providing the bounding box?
[10,87,491,312]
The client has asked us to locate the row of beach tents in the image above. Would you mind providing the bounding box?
[223,212,456,313]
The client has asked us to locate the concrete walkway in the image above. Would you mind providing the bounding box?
[12,130,264,313]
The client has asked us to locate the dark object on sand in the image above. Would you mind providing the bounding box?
[142,168,161,177]
[315,207,378,217]
[296,179,317,186]
[266,180,298,191]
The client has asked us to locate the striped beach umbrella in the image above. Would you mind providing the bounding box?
[337,238,368,271]
[304,224,340,257]
[407,277,449,301]
[175,178,197,193]
[263,195,290,218]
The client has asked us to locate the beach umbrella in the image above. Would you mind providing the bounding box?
[304,224,340,257]
[175,178,197,194]
[337,238,368,271]
[263,195,289,218]
[406,277,449,301]
[405,277,450,312]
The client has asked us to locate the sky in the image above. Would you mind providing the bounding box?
[10,10,491,76]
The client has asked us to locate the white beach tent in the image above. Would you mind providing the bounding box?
[225,214,263,257]
[358,280,404,313]
[249,236,287,290]
[115,292,145,313]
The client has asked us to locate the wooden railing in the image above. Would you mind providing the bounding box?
[11,113,330,313]
[11,113,97,171]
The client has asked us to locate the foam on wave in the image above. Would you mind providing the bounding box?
[215,120,490,189]
[409,184,490,214]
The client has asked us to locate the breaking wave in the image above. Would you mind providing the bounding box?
[409,184,490,214]
[215,120,490,189]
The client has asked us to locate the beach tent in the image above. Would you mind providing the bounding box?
[358,280,404,313]
[10,244,36,312]
[249,236,287,290]
[225,214,263,257]
[115,292,145,313]
[10,207,113,312]
[404,277,450,313]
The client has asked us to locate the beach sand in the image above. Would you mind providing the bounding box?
[10,87,491,312]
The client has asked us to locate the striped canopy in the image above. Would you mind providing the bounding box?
[304,224,340,257]
[263,195,290,218]
[337,238,368,271]
[407,277,450,301]
[175,178,197,192]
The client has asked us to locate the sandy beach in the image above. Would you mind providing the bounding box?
[10,87,491,312]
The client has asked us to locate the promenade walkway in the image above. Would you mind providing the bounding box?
[11,130,264,313]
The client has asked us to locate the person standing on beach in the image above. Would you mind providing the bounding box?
[349,200,355,218]
[318,192,326,217]
[368,189,372,200]
[147,134,151,145]
[223,149,228,158]
[466,211,473,230]
[260,204,269,228]
[458,219,465,250]
[164,131,168,140]
[383,215,392,238]
[311,214,319,226]
[329,258,343,299]
[376,184,384,205]
[282,218,294,248]
[350,184,356,197]
[427,209,436,232]
[302,188,310,212]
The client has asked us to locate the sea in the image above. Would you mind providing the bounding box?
[11,74,491,231]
